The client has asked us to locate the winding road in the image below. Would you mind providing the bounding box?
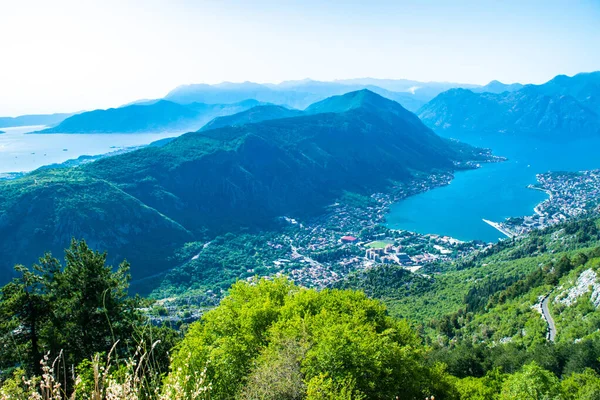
[541,295,557,342]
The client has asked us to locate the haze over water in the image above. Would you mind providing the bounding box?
[386,133,600,243]
[0,126,178,174]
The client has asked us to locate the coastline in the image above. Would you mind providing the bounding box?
[527,185,552,217]
[482,219,515,238]
[383,155,508,243]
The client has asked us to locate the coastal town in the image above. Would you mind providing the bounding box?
[485,169,600,238]
[149,166,600,322]
[267,172,491,289]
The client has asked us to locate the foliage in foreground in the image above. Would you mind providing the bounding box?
[169,277,454,400]
[3,237,600,398]
[0,240,178,395]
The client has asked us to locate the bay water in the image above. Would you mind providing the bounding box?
[386,132,600,242]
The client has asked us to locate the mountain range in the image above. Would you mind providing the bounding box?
[0,90,488,287]
[2,77,527,134]
[418,71,600,136]
[35,99,266,134]
[163,78,476,111]
[8,73,598,138]
[0,112,76,128]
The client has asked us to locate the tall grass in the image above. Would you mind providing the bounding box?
[0,343,210,400]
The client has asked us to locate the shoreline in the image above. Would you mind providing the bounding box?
[482,218,515,239]
[382,156,506,243]
[527,185,552,217]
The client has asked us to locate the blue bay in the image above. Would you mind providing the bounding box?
[386,132,600,242]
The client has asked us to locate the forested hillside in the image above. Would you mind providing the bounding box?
[335,216,600,397]
[0,90,489,286]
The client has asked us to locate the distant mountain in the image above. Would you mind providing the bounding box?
[165,82,315,109]
[471,80,523,94]
[418,72,600,136]
[0,90,487,287]
[0,131,4,134]
[164,79,480,112]
[535,71,600,114]
[199,105,302,131]
[35,100,265,134]
[333,78,479,96]
[0,112,75,128]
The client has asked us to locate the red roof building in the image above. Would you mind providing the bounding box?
[340,235,358,243]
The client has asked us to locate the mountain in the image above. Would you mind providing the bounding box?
[0,112,76,128]
[0,90,485,286]
[418,72,600,136]
[0,169,192,285]
[199,105,302,131]
[83,90,470,232]
[536,71,600,114]
[165,82,316,109]
[164,79,478,112]
[471,80,523,94]
[35,100,265,134]
[334,77,479,96]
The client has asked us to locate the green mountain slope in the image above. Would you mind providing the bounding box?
[333,217,600,384]
[199,105,302,131]
[0,90,485,287]
[83,90,476,232]
[0,169,192,284]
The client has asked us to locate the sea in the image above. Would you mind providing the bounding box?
[0,126,179,174]
[386,132,600,243]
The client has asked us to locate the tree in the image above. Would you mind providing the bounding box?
[48,239,143,366]
[499,362,560,400]
[561,368,600,400]
[169,277,450,400]
[0,239,149,377]
[454,368,505,400]
[0,255,60,376]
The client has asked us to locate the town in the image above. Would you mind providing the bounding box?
[149,165,600,323]
[264,172,491,288]
[487,169,600,238]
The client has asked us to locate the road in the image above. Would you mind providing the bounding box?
[541,295,557,342]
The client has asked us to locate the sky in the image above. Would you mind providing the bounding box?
[1,0,599,116]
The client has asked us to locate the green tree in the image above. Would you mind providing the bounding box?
[48,239,143,366]
[0,255,60,376]
[499,362,560,400]
[0,239,155,378]
[561,369,600,400]
[454,368,504,400]
[169,277,449,400]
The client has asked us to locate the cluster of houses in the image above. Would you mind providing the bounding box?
[365,245,413,265]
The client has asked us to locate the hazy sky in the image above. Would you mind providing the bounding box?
[1,0,599,116]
